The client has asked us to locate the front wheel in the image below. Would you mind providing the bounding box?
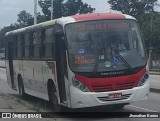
[49,85,63,112]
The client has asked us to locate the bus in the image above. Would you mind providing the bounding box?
[5,13,149,112]
[0,48,5,59]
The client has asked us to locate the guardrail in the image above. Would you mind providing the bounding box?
[0,60,5,68]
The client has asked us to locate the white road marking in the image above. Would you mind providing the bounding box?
[128,105,158,112]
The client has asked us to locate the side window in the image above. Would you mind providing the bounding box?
[17,34,24,58]
[14,35,18,58]
[5,36,11,60]
[21,34,25,57]
[33,31,42,58]
[25,33,33,58]
[43,28,55,59]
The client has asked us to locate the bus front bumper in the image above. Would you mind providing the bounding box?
[70,81,149,109]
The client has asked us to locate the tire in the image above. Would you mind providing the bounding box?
[49,84,63,112]
[18,76,26,98]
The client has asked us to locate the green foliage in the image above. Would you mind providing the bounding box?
[17,11,46,28]
[108,0,157,17]
[17,10,33,27]
[137,13,160,53]
[37,13,47,23]
[38,0,63,20]
[63,0,95,16]
[0,10,48,48]
[38,0,95,20]
[0,24,18,48]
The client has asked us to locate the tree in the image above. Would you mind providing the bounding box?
[108,0,157,17]
[38,0,95,20]
[38,0,64,20]
[63,0,95,16]
[138,12,160,53]
[17,10,33,27]
[0,24,18,48]
[0,10,47,48]
[37,12,47,23]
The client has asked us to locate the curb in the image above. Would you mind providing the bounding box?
[150,88,160,93]
[149,72,160,75]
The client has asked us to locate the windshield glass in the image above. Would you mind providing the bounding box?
[65,20,147,72]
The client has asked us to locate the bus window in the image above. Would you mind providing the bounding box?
[25,33,33,58]
[21,34,25,58]
[14,35,18,58]
[5,37,10,60]
[66,20,147,72]
[43,28,55,59]
[16,34,24,58]
[33,31,42,59]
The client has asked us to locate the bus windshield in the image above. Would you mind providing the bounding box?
[65,20,147,72]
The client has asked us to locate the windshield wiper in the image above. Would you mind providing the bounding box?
[112,48,135,73]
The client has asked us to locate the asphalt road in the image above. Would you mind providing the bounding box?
[0,68,160,121]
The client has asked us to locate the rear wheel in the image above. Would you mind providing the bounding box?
[18,76,26,98]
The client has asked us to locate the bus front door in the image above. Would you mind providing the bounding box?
[8,41,15,89]
[55,34,67,103]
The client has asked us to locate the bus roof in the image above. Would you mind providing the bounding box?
[72,13,133,22]
[6,13,135,36]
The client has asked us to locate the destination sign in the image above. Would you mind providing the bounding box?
[74,23,129,31]
[74,56,96,64]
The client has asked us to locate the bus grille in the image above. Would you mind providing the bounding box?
[98,94,131,101]
[92,82,135,92]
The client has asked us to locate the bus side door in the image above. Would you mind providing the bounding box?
[5,36,15,89]
[55,33,68,104]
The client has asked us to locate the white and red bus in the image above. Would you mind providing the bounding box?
[5,13,149,111]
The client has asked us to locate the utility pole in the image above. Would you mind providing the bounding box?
[51,0,53,20]
[148,1,154,69]
[150,1,154,44]
[34,0,37,25]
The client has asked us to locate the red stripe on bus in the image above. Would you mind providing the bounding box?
[75,68,146,92]
[72,13,126,22]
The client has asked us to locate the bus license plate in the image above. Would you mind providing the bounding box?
[108,93,122,99]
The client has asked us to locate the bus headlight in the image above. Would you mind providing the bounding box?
[72,77,90,92]
[138,74,149,86]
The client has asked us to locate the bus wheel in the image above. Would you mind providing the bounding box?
[49,85,62,112]
[18,76,26,98]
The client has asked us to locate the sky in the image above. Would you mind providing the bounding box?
[0,0,160,28]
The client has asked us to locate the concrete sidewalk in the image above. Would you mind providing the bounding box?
[149,73,160,93]
[0,93,36,112]
[149,71,160,75]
